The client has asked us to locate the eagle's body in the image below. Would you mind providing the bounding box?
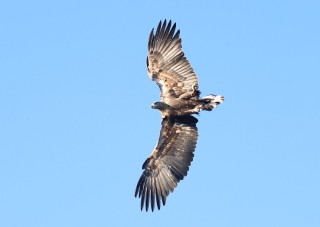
[135,20,224,212]
[152,96,222,118]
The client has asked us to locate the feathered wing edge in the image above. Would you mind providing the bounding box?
[135,115,198,211]
[147,19,182,77]
[147,20,200,99]
[148,20,180,59]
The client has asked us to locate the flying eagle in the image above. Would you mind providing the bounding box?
[135,20,224,212]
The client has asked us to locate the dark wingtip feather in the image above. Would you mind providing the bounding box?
[135,174,145,198]
[156,20,162,34]
[151,190,155,212]
[140,185,146,211]
[148,28,155,50]
[145,187,149,212]
[155,178,163,210]
[134,178,140,197]
[173,28,180,40]
[162,195,167,206]
[162,19,167,30]
[151,179,156,212]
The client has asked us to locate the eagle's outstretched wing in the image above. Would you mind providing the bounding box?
[147,20,200,100]
[135,115,198,211]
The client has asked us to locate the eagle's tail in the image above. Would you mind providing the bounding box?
[200,94,224,111]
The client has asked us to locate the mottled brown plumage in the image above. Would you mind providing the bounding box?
[135,20,224,211]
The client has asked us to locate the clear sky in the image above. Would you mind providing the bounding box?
[0,0,319,226]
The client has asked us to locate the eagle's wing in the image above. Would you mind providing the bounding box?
[135,115,198,211]
[147,20,200,100]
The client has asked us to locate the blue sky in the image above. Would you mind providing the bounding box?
[1,0,319,226]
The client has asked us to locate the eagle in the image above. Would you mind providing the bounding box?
[135,20,224,212]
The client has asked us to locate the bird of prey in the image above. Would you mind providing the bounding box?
[135,20,224,212]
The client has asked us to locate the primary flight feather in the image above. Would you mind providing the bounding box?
[135,20,224,212]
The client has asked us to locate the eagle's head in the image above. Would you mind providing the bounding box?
[151,102,169,110]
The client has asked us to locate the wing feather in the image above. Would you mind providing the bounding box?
[135,115,198,211]
[154,177,162,209]
[145,182,150,211]
[147,20,200,100]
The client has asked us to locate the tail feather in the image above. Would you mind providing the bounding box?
[200,94,224,111]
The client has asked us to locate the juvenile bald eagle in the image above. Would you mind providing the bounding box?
[135,20,224,212]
